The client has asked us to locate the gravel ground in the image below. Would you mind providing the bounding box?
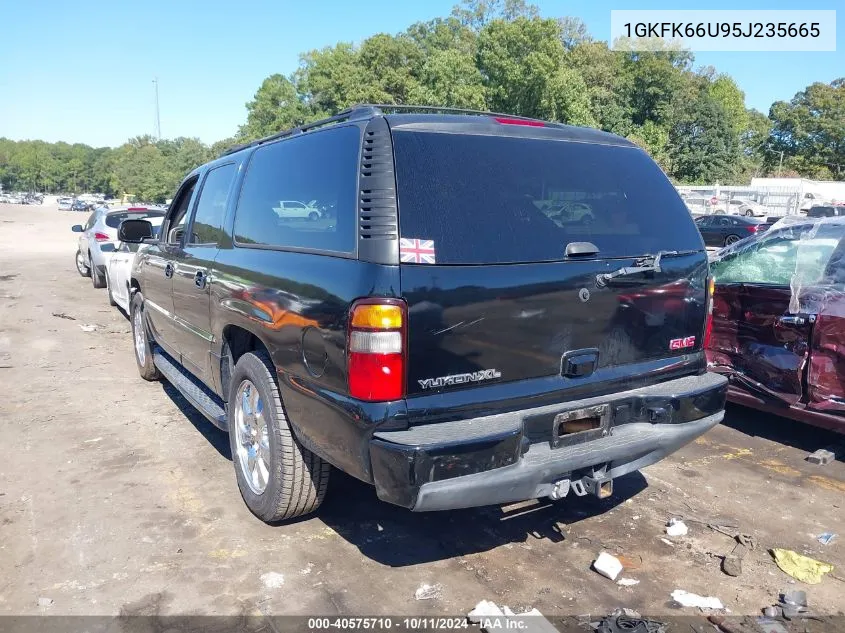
[1,203,843,629]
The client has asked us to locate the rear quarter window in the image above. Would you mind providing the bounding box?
[393,132,702,264]
[233,125,360,254]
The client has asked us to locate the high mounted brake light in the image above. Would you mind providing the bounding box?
[493,117,545,127]
[348,299,407,401]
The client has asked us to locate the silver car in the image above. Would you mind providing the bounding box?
[72,206,165,288]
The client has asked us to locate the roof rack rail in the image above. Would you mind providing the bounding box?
[219,104,379,157]
[356,103,547,123]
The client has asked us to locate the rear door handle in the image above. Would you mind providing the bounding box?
[195,270,207,289]
[164,262,174,279]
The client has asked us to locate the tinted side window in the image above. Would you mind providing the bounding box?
[233,125,359,253]
[162,179,198,244]
[190,164,237,245]
[84,212,97,230]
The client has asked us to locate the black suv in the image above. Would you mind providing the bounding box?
[120,105,727,522]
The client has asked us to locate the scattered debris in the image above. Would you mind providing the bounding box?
[670,589,724,610]
[591,612,666,633]
[259,572,285,589]
[616,578,640,587]
[756,617,789,633]
[79,324,97,332]
[37,597,54,608]
[301,563,314,575]
[771,548,834,584]
[707,615,742,633]
[762,606,780,618]
[805,445,843,465]
[51,312,76,320]
[779,590,809,619]
[722,534,756,577]
[817,532,836,545]
[666,518,688,537]
[468,601,557,633]
[414,583,442,600]
[83,437,103,443]
[659,538,675,547]
[376,524,384,532]
[592,552,623,581]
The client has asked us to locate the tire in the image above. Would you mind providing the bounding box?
[75,250,90,277]
[130,292,160,381]
[228,350,330,522]
[308,211,319,221]
[91,255,106,288]
[106,273,117,306]
[745,209,754,217]
[724,234,741,246]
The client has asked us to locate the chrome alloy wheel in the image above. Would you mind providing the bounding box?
[234,380,270,495]
[133,306,146,366]
[76,251,88,274]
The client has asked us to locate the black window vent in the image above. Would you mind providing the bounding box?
[359,118,398,241]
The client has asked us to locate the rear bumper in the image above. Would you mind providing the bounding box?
[369,372,727,511]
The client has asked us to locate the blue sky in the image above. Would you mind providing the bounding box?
[0,0,841,148]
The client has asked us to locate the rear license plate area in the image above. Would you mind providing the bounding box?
[551,404,610,448]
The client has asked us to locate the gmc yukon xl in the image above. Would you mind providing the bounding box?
[119,105,728,522]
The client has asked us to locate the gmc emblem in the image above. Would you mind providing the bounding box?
[669,336,696,350]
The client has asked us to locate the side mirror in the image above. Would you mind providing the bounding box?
[71,224,83,233]
[100,243,116,253]
[118,218,154,243]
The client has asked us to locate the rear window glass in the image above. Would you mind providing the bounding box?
[106,211,164,229]
[393,132,703,264]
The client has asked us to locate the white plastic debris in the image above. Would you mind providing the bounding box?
[468,600,505,621]
[660,538,675,547]
[259,572,285,589]
[666,518,689,537]
[592,552,624,581]
[671,589,724,610]
[37,597,54,607]
[414,583,442,600]
[617,578,640,587]
[79,324,97,332]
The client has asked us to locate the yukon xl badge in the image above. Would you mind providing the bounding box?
[669,336,696,350]
[418,369,502,390]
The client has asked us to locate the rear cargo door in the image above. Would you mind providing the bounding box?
[391,129,708,397]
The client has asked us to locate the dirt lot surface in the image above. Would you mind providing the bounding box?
[1,204,844,628]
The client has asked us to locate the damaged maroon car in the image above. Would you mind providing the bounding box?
[706,217,845,433]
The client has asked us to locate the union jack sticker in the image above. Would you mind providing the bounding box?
[399,238,436,264]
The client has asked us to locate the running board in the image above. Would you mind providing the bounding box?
[153,348,228,431]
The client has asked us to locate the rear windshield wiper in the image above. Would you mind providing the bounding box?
[595,250,695,287]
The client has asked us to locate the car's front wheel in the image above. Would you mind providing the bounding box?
[75,250,90,277]
[130,292,160,381]
[725,234,741,246]
[308,211,319,221]
[228,350,330,522]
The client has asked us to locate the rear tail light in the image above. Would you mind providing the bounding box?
[94,232,110,242]
[704,277,715,349]
[747,225,759,233]
[348,299,406,401]
[493,117,545,127]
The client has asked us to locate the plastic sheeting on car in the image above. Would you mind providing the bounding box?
[710,215,845,414]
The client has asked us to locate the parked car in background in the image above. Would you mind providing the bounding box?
[122,106,726,523]
[717,199,766,217]
[104,216,165,312]
[71,199,91,212]
[707,217,845,433]
[683,196,717,215]
[72,206,165,289]
[799,191,829,213]
[57,197,73,211]
[272,199,322,220]
[694,214,770,247]
[806,205,845,219]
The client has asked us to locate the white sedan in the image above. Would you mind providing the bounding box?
[272,200,322,220]
[104,217,164,312]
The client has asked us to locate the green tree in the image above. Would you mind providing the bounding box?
[768,78,845,179]
[239,74,312,141]
[667,93,739,183]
